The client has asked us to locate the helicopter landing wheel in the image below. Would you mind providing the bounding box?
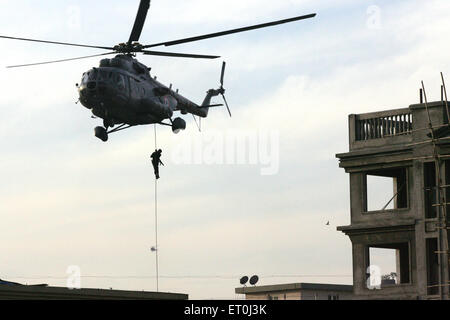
[103,118,115,129]
[171,117,186,134]
[94,126,108,142]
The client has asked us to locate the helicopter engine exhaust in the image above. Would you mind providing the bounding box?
[143,95,177,119]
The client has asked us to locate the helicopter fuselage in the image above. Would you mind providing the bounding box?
[1,0,315,141]
[77,54,209,127]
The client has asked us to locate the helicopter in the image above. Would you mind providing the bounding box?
[1,0,316,142]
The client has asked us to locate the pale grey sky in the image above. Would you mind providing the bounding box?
[1,0,450,299]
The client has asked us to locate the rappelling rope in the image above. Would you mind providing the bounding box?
[153,123,159,292]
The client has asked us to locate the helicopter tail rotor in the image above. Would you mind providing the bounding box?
[219,61,231,117]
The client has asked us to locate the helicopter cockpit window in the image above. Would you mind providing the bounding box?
[81,73,89,85]
[88,69,98,80]
[98,70,109,81]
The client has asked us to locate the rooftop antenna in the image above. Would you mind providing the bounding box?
[440,72,450,123]
[249,275,259,286]
[239,276,249,287]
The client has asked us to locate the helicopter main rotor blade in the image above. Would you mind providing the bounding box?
[141,50,220,59]
[128,0,151,43]
[143,13,316,48]
[0,35,114,50]
[6,52,117,68]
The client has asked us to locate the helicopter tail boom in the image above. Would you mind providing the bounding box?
[171,88,223,118]
[174,61,230,118]
[199,88,223,117]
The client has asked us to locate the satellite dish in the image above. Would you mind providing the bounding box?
[240,276,249,285]
[249,275,259,286]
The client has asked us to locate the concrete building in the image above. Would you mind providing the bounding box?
[0,279,188,300]
[336,99,450,299]
[235,283,354,300]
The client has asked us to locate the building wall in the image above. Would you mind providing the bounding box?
[300,289,354,300]
[243,289,353,300]
[245,291,301,300]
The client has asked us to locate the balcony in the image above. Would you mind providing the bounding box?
[349,108,413,151]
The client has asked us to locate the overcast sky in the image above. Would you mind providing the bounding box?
[1,0,450,299]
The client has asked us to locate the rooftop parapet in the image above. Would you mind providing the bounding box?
[349,107,412,151]
[348,101,450,152]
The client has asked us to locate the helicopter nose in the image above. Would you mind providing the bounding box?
[79,81,102,109]
[80,81,109,98]
[79,82,98,99]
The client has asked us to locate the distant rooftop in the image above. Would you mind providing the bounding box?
[235,282,353,294]
[0,279,188,300]
[0,279,23,286]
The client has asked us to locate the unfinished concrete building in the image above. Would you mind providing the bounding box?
[336,97,450,299]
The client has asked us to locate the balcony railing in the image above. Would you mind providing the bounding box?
[355,109,412,141]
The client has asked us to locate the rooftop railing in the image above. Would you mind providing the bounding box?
[354,109,412,141]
